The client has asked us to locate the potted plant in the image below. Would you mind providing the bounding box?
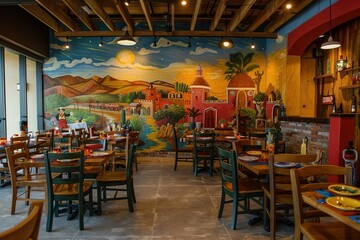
[187,107,201,130]
[219,119,228,128]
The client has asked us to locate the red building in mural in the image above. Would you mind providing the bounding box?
[190,66,256,129]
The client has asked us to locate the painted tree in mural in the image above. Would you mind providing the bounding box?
[224,52,259,81]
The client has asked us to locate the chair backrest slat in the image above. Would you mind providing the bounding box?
[218,147,238,192]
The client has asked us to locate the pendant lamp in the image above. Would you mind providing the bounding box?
[321,0,340,50]
[117,30,136,46]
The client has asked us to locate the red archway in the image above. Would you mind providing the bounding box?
[288,0,360,56]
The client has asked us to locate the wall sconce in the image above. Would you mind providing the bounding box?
[17,83,20,91]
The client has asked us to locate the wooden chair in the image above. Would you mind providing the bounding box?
[53,130,73,152]
[112,131,139,171]
[232,139,264,154]
[73,128,86,147]
[96,143,137,215]
[193,131,216,176]
[33,132,54,154]
[0,200,43,240]
[10,135,30,147]
[81,138,107,151]
[5,142,47,215]
[290,165,360,240]
[217,147,263,230]
[263,153,320,239]
[44,150,94,231]
[172,128,193,171]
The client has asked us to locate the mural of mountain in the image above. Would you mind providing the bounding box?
[43,74,176,98]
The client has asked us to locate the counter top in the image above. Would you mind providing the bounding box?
[279,116,329,124]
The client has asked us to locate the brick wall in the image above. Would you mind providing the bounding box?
[281,121,329,163]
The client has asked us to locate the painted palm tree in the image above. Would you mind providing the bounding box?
[224,52,259,81]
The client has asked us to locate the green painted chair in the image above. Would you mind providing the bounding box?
[217,147,263,230]
[96,143,136,215]
[193,131,216,176]
[173,128,193,171]
[44,150,94,232]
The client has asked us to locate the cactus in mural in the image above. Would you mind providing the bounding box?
[224,52,259,81]
[175,82,189,92]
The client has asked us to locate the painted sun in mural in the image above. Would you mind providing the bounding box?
[116,50,135,65]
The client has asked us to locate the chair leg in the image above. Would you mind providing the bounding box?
[46,199,54,232]
[26,186,31,205]
[11,184,17,215]
[126,182,134,212]
[97,184,102,215]
[218,190,225,218]
[131,180,136,203]
[79,198,84,230]
[231,195,238,230]
[88,190,94,216]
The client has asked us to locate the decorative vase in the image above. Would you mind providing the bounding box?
[189,122,196,130]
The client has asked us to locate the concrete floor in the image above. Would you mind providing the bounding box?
[0,153,294,239]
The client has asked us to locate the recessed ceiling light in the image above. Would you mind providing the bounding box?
[285,3,292,10]
[181,1,187,6]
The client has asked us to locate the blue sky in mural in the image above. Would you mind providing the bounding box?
[44,34,266,83]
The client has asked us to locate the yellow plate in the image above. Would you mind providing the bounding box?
[326,196,360,211]
[328,184,360,196]
[247,151,262,156]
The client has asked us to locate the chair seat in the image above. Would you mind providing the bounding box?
[224,179,263,194]
[17,174,47,187]
[96,171,126,182]
[53,180,93,196]
[177,146,193,152]
[302,221,360,240]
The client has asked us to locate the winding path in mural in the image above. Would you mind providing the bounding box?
[73,106,168,151]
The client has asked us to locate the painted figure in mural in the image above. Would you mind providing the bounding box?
[56,107,73,129]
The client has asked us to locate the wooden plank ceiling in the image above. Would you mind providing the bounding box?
[1,0,314,39]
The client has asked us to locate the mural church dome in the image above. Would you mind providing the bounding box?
[227,73,255,89]
[190,65,210,89]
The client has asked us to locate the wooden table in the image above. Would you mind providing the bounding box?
[237,158,269,176]
[26,150,114,174]
[302,191,360,231]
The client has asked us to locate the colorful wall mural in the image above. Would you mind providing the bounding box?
[43,36,267,151]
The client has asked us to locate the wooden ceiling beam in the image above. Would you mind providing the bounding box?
[171,3,175,32]
[114,0,134,32]
[54,30,278,38]
[228,0,257,32]
[209,1,226,31]
[36,0,80,31]
[265,0,314,32]
[84,0,115,31]
[139,0,153,32]
[190,0,202,31]
[20,4,59,32]
[246,0,287,32]
[63,0,94,31]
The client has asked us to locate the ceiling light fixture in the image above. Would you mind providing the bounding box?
[99,37,103,47]
[153,36,157,47]
[125,0,130,6]
[218,23,234,49]
[321,0,341,50]
[65,37,70,49]
[188,36,192,48]
[181,0,187,6]
[285,3,292,10]
[117,30,136,46]
[251,38,255,49]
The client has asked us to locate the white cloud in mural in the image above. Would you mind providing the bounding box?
[138,48,160,55]
[50,43,68,51]
[57,37,72,42]
[44,57,93,71]
[151,37,188,48]
[276,34,284,43]
[44,57,70,71]
[93,57,157,70]
[64,57,93,68]
[190,47,217,55]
